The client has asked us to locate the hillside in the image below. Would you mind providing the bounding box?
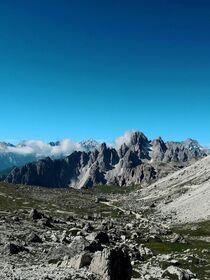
[120,155,210,224]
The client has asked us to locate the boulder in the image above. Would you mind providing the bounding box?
[85,240,103,253]
[29,208,43,220]
[138,244,153,258]
[171,234,187,244]
[89,247,132,280]
[94,231,109,244]
[67,252,92,269]
[162,266,196,280]
[4,242,28,255]
[68,236,90,257]
[27,232,43,243]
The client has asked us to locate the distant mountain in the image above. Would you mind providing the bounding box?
[48,139,99,151]
[5,131,208,188]
[0,141,36,172]
[0,142,15,148]
[79,139,100,152]
[0,139,100,172]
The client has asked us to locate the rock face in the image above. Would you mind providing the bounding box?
[5,131,207,188]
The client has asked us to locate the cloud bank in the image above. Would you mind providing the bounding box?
[0,139,85,159]
[0,131,137,159]
[0,132,209,160]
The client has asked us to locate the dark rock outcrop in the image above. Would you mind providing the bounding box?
[4,243,28,255]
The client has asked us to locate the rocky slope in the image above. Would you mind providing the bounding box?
[119,155,210,224]
[5,131,207,188]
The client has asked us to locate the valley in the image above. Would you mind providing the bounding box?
[1,165,210,280]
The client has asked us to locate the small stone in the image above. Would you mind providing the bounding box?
[27,232,43,243]
[29,208,43,220]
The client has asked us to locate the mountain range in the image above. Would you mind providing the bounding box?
[3,131,208,188]
[0,139,100,172]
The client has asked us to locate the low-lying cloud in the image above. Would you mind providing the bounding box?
[0,139,85,159]
[0,131,137,160]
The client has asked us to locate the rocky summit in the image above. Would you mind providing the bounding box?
[4,131,207,189]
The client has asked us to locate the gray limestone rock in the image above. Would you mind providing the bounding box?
[89,247,132,280]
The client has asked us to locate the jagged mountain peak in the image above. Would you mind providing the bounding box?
[152,136,165,145]
[182,138,202,150]
[79,139,100,151]
[152,137,167,154]
[128,131,149,146]
[0,142,15,149]
[99,142,107,150]
[48,141,60,147]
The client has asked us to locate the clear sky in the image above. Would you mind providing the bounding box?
[0,0,209,145]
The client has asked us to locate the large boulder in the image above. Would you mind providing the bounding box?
[47,236,90,262]
[68,236,90,257]
[89,247,132,280]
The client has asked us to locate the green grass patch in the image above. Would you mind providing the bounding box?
[85,184,140,194]
[144,224,210,280]
[145,239,210,255]
[174,220,210,238]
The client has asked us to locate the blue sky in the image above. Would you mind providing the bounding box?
[0,0,210,145]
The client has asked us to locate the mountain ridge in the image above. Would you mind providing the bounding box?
[4,131,208,188]
[0,139,100,171]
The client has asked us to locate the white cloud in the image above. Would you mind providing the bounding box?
[49,139,83,157]
[113,130,135,149]
[1,139,85,158]
[0,131,139,159]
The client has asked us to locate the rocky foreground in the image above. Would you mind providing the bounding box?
[0,206,200,280]
[0,181,210,279]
